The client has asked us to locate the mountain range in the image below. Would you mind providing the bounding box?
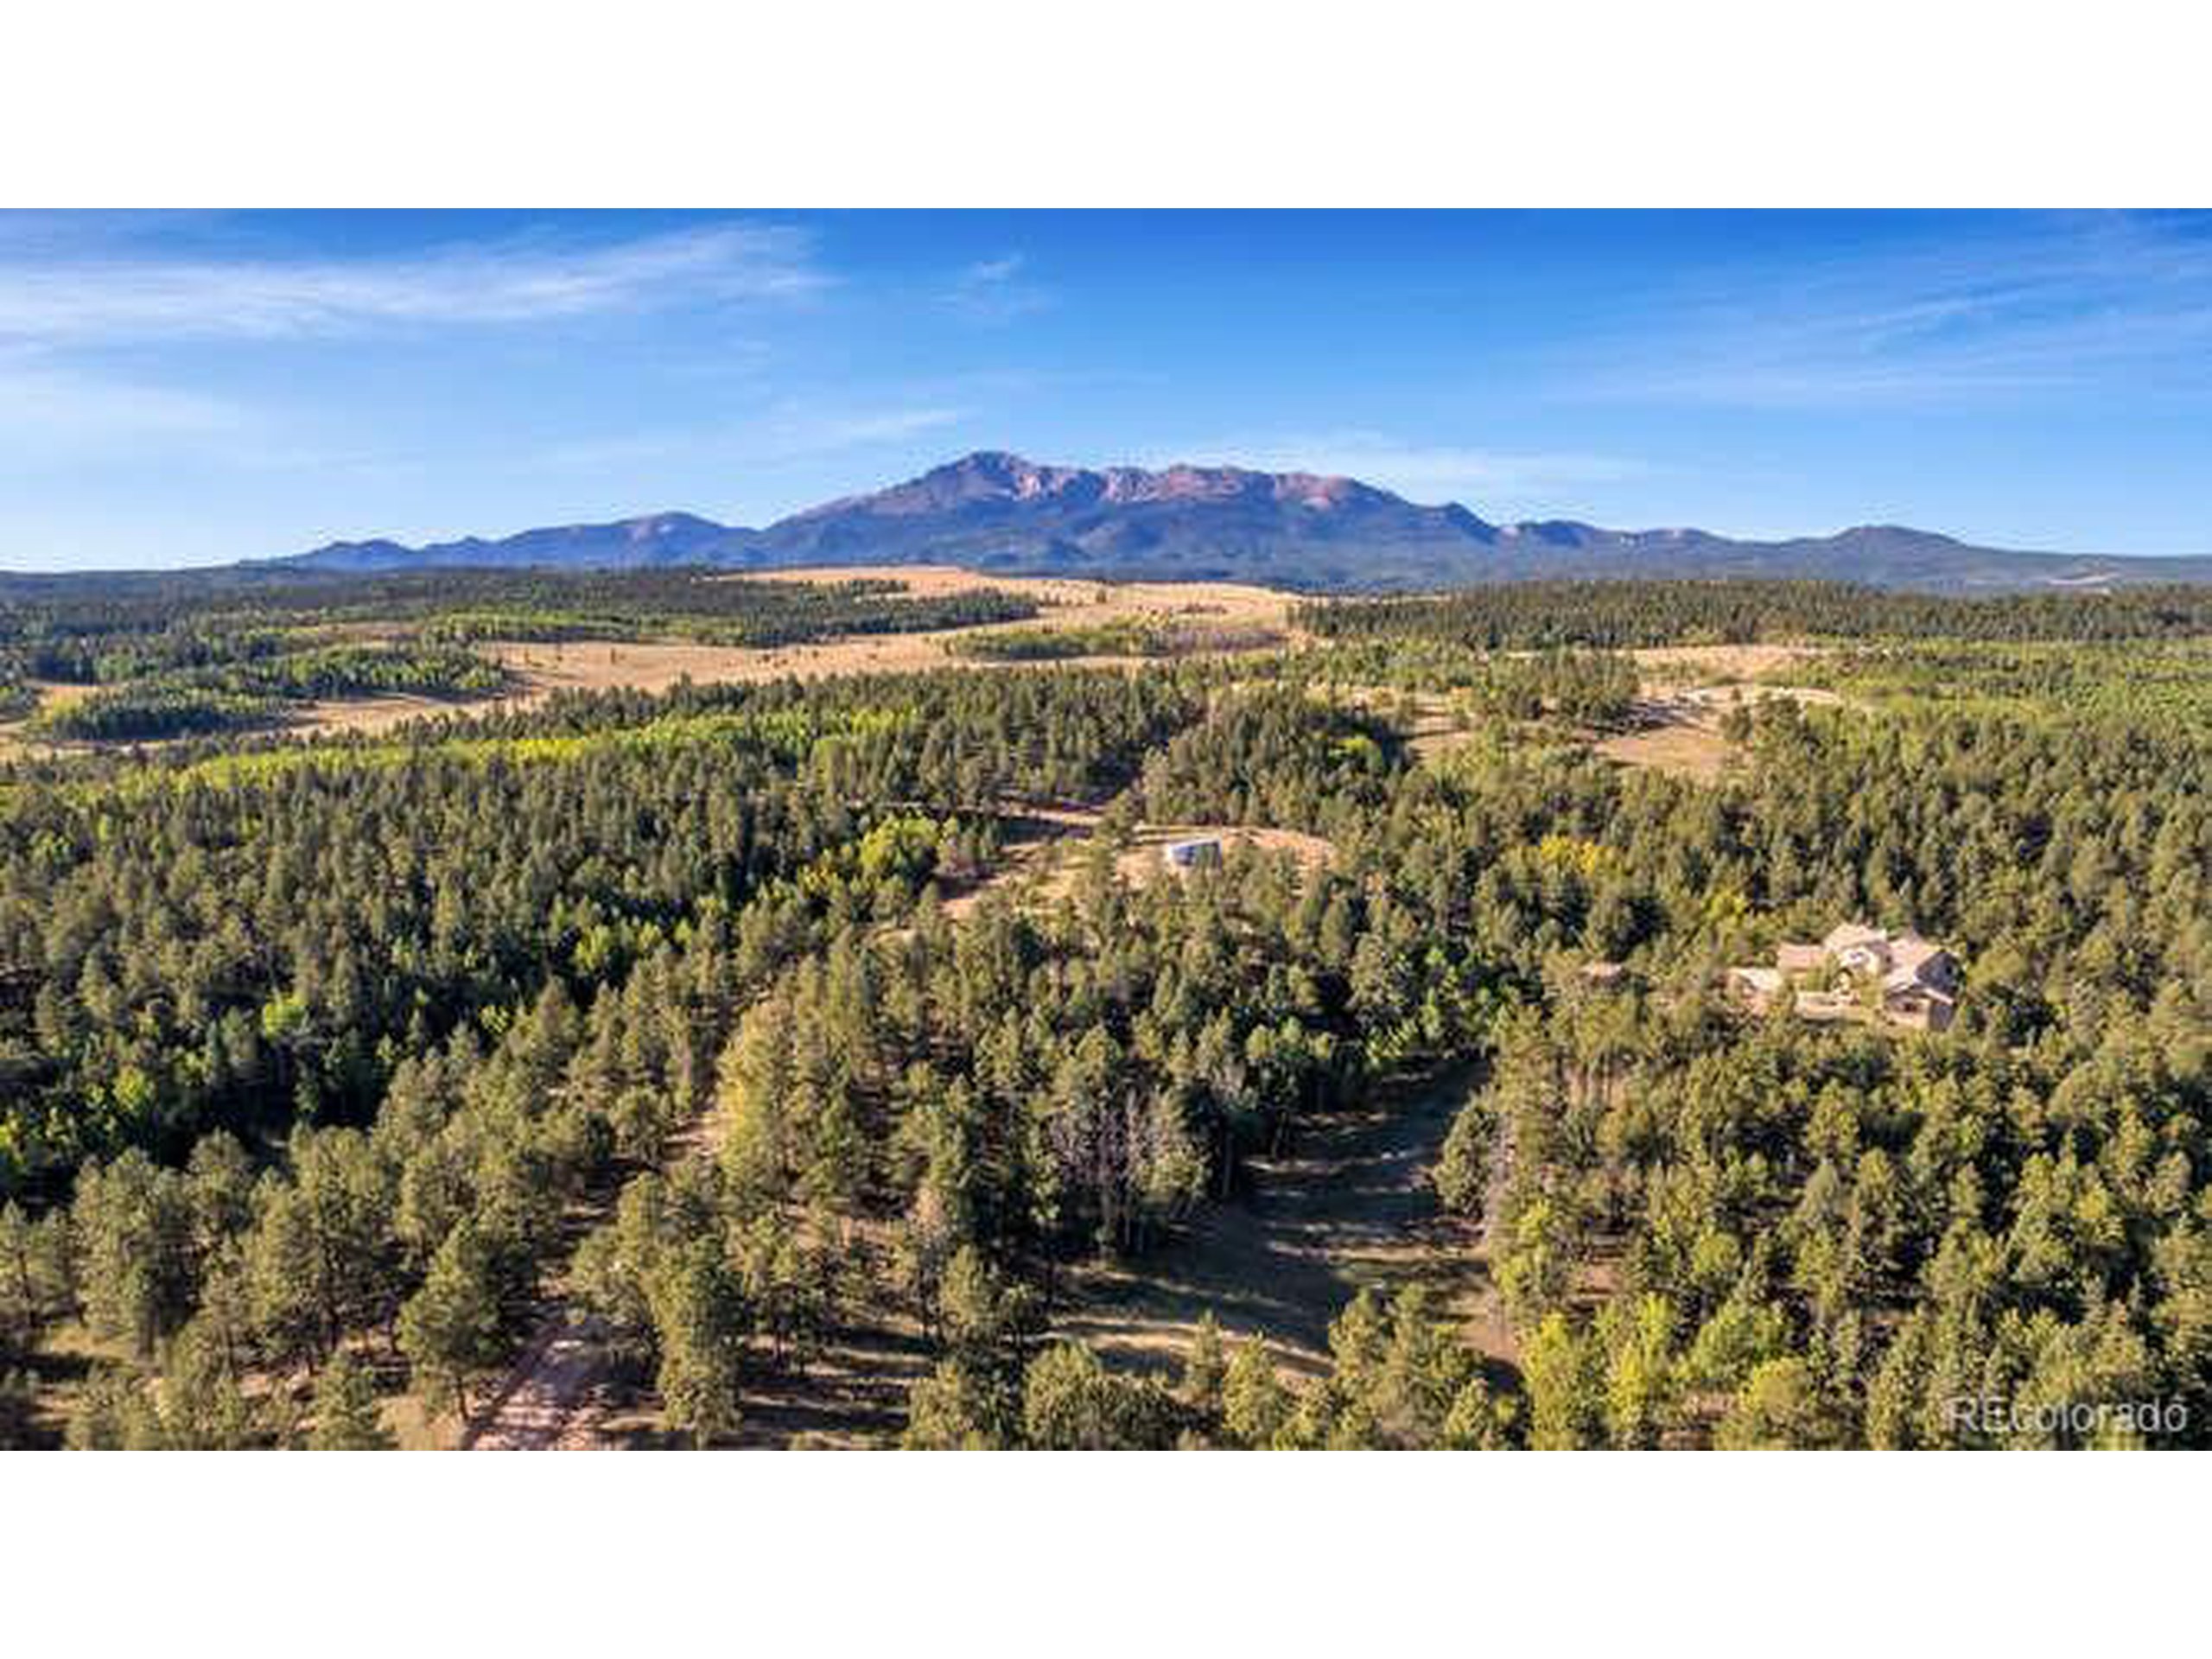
[280,450,2212,593]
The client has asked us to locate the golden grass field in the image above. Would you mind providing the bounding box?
[1597,649,1853,782]
[283,566,1306,739]
[4,569,1847,795]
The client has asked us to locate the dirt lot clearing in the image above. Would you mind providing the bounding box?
[947,817,1336,920]
[1625,642,1823,683]
[1597,645,1851,783]
[731,563,1302,641]
[1596,709,1737,783]
[1056,1065,1493,1380]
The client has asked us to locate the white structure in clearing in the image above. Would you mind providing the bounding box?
[1160,836,1223,871]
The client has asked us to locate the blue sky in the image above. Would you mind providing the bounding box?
[3,209,2210,569]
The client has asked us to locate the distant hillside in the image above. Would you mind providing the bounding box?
[294,512,750,574]
[264,449,2212,592]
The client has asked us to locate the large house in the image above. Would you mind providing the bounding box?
[1728,921,1959,1032]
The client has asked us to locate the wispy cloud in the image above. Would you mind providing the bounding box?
[1559,213,2212,409]
[776,404,965,450]
[0,222,826,344]
[1152,429,1651,509]
[0,353,256,464]
[943,252,1051,322]
[531,400,965,475]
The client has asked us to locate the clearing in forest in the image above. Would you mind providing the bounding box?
[729,563,1302,642]
[1054,1064,1497,1380]
[278,567,1306,739]
[942,813,1336,919]
[0,682,93,758]
[1624,642,1822,682]
[1597,646,1851,783]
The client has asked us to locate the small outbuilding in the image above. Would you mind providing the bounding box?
[1726,965,1786,1012]
[1776,942,1828,975]
[1160,837,1224,871]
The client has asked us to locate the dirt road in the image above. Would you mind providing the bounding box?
[462,1311,614,1450]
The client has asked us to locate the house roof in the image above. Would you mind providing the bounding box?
[1883,982,1955,1012]
[1730,965,1785,993]
[1777,943,1827,972]
[1888,933,1950,976]
[1823,921,1888,954]
[1795,990,1858,1020]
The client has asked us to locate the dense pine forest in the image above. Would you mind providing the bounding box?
[1,573,2206,1449]
[1304,579,2212,648]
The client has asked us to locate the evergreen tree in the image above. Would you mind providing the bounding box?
[398,1221,507,1424]
[1221,1340,1294,1449]
[648,1243,746,1448]
[309,1352,396,1450]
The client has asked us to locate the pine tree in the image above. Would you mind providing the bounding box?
[397,1220,506,1424]
[1020,1342,1177,1450]
[648,1243,746,1448]
[0,1203,41,1348]
[901,1358,1007,1450]
[309,1352,396,1450]
[1599,1293,1680,1449]
[73,1150,199,1360]
[158,1323,264,1450]
[1522,1313,1604,1450]
[1221,1339,1293,1449]
[0,1366,33,1448]
[1714,1357,1834,1450]
[1179,1313,1227,1422]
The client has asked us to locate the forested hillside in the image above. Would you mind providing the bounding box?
[2,576,2205,1450]
[1305,579,2212,648]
